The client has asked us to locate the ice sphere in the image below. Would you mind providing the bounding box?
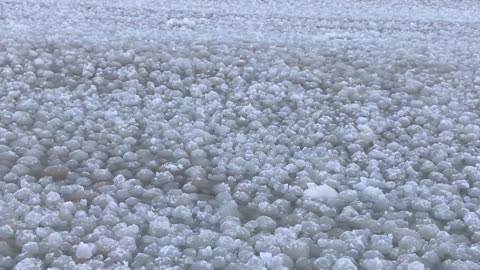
[172,205,192,220]
[47,232,64,247]
[73,264,94,270]
[303,184,338,204]
[370,234,393,253]
[115,224,140,239]
[4,172,19,182]
[115,50,135,65]
[216,236,241,251]
[360,258,393,270]
[11,164,30,176]
[437,119,454,132]
[12,111,33,126]
[118,236,137,252]
[187,229,218,249]
[91,169,113,182]
[18,156,41,168]
[132,253,154,268]
[22,242,40,255]
[136,168,154,182]
[398,236,422,253]
[24,211,43,228]
[332,258,357,270]
[432,203,456,221]
[76,242,96,259]
[158,245,182,259]
[13,258,44,270]
[40,212,65,228]
[172,148,189,159]
[295,257,313,270]
[407,261,425,270]
[153,171,175,186]
[215,200,240,218]
[182,183,198,193]
[96,237,119,254]
[463,212,480,229]
[118,92,141,106]
[70,150,89,161]
[0,149,18,163]
[149,216,172,237]
[123,152,138,161]
[256,216,277,232]
[185,166,207,179]
[44,165,70,180]
[361,186,385,202]
[51,255,76,269]
[313,256,336,270]
[260,252,284,269]
[404,78,424,93]
[166,18,196,28]
[45,191,62,205]
[283,240,310,259]
[0,225,14,238]
[189,260,213,270]
[16,98,39,111]
[82,63,95,78]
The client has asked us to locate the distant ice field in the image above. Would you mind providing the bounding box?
[1,1,480,269]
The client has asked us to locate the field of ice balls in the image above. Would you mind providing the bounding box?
[1,38,480,270]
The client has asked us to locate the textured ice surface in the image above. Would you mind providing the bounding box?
[1,0,480,269]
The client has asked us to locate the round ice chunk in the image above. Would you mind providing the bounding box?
[91,169,113,182]
[44,165,69,180]
[158,245,182,259]
[303,184,338,204]
[332,257,357,270]
[283,240,310,259]
[47,232,64,247]
[153,171,175,186]
[13,258,43,270]
[12,111,33,126]
[432,203,456,221]
[256,216,277,232]
[149,216,172,237]
[136,168,154,182]
[76,242,96,259]
[361,186,385,202]
[189,260,213,270]
[360,258,390,270]
[0,225,14,238]
[405,78,424,93]
[407,261,425,270]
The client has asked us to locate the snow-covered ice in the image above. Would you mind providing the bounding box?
[1,0,480,269]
